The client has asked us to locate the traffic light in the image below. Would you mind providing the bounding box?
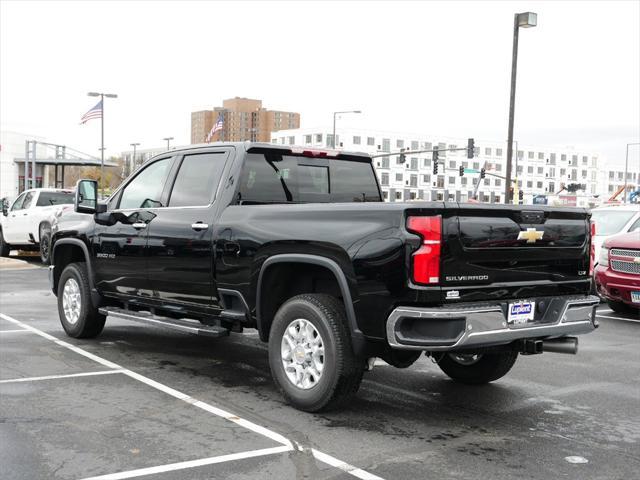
[398,148,407,164]
[459,165,464,177]
[467,138,475,159]
[480,168,486,179]
[519,190,524,202]
[433,161,438,175]
[432,146,439,162]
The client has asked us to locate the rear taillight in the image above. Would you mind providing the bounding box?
[406,215,442,285]
[589,220,596,275]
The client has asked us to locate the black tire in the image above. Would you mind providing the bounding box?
[57,262,105,338]
[607,299,634,314]
[39,224,51,265]
[268,294,364,412]
[437,351,518,385]
[0,228,11,257]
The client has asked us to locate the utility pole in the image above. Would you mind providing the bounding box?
[623,143,640,204]
[163,137,174,151]
[505,12,537,204]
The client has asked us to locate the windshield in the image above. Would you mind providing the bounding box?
[591,210,635,236]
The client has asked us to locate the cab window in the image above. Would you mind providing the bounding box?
[168,152,228,207]
[10,192,27,211]
[118,158,171,210]
[22,191,35,209]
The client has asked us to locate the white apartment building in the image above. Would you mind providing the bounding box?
[271,127,609,207]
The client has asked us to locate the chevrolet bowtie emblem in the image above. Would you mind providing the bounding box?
[517,228,544,244]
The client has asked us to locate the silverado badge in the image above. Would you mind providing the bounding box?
[517,228,544,244]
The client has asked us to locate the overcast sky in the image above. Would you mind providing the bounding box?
[1,0,639,168]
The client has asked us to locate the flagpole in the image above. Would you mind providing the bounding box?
[87,91,117,198]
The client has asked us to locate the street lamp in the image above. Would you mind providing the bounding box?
[332,110,361,148]
[163,137,174,151]
[504,12,537,204]
[623,142,640,204]
[130,142,140,170]
[88,91,117,196]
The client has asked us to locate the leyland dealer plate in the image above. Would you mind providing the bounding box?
[508,301,536,326]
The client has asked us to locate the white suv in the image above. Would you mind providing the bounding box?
[590,204,640,267]
[0,188,75,264]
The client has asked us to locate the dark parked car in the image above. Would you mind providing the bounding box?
[49,142,599,411]
[594,231,640,313]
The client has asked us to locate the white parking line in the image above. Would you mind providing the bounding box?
[79,445,292,480]
[597,308,613,314]
[0,369,124,384]
[312,449,385,480]
[597,313,640,324]
[0,312,384,480]
[0,329,30,333]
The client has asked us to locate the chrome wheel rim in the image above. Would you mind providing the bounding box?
[281,318,325,389]
[41,236,49,259]
[62,278,81,325]
[448,353,483,366]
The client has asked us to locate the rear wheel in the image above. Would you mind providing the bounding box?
[268,294,364,412]
[57,262,105,338]
[437,351,518,384]
[0,229,11,257]
[39,224,51,265]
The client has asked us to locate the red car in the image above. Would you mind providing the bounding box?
[594,231,640,313]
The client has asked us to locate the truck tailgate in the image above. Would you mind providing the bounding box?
[441,204,591,301]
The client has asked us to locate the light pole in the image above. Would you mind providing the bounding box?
[163,137,174,151]
[504,12,537,204]
[623,142,640,204]
[332,110,361,148]
[88,91,117,196]
[130,142,140,171]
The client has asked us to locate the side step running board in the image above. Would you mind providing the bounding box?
[99,307,230,338]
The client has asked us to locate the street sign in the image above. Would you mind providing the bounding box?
[464,168,478,174]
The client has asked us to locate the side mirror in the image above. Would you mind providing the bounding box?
[75,179,98,214]
[1,198,8,216]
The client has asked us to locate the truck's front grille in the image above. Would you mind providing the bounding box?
[610,260,640,275]
[610,248,640,258]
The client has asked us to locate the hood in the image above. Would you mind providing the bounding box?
[604,231,640,250]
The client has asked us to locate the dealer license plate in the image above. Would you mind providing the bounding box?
[631,292,640,304]
[508,301,535,326]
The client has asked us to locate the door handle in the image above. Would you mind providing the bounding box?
[191,223,209,231]
[132,222,148,230]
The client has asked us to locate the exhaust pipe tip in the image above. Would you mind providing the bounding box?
[542,336,579,355]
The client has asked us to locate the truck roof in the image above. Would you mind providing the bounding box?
[154,141,372,161]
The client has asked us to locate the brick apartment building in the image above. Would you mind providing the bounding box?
[191,97,300,144]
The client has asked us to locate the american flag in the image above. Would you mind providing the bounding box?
[80,100,103,124]
[205,114,224,143]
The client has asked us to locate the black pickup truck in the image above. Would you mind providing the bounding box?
[49,142,599,411]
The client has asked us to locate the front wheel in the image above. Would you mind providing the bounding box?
[0,229,11,257]
[57,262,105,338]
[39,224,51,265]
[268,294,364,412]
[437,351,518,384]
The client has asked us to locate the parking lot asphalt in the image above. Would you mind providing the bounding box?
[1,265,639,480]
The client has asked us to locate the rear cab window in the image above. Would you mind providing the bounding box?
[238,151,381,204]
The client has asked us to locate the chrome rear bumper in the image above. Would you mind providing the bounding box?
[386,295,600,351]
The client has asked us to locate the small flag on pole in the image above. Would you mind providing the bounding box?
[205,114,224,143]
[80,100,103,124]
